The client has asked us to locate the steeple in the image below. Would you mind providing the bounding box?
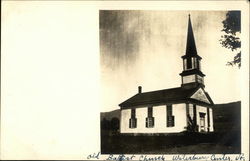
[180,15,205,89]
[182,14,201,59]
[185,14,197,57]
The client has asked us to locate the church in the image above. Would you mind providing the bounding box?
[119,15,214,134]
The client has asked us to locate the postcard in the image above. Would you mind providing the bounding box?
[1,1,249,160]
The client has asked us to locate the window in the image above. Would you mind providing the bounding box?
[167,105,175,127]
[197,60,200,70]
[183,59,187,70]
[193,57,197,68]
[187,58,192,69]
[146,117,154,128]
[129,109,137,128]
[146,107,154,128]
[129,118,137,128]
[167,116,175,127]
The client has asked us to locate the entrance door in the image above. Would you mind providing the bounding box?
[199,112,206,132]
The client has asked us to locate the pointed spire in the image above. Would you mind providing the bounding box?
[185,15,198,57]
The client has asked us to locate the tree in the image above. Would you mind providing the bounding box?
[185,114,198,133]
[101,118,110,130]
[220,11,241,68]
[110,117,120,132]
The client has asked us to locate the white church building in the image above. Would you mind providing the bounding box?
[119,15,214,134]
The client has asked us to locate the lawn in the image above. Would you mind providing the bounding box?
[101,131,240,154]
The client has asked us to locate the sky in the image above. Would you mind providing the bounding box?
[100,10,241,112]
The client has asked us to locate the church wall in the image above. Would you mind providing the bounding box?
[171,103,187,132]
[120,103,187,134]
[120,109,130,133]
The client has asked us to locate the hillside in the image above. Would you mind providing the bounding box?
[213,101,241,132]
[100,109,120,121]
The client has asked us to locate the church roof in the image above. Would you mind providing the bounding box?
[182,15,201,59]
[119,86,213,108]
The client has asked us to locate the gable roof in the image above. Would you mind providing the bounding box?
[119,86,213,108]
[190,88,211,104]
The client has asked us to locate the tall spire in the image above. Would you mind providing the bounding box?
[185,15,198,57]
[180,14,205,89]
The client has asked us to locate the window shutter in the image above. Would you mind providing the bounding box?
[129,118,137,128]
[146,117,154,128]
[172,116,175,126]
[149,117,152,127]
[167,115,175,127]
[146,107,154,128]
[167,105,174,127]
[167,116,170,127]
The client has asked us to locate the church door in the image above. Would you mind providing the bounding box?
[199,113,206,132]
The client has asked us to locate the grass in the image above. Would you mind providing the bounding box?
[101,131,241,154]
